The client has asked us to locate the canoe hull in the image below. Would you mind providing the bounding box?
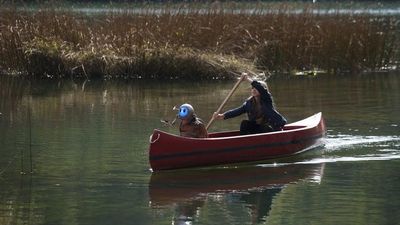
[149,112,326,171]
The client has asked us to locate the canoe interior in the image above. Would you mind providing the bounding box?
[208,125,306,138]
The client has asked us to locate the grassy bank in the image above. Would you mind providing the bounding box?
[1,3,399,80]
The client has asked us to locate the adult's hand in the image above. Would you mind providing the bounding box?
[213,112,225,120]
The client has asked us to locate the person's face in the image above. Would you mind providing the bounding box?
[251,87,260,97]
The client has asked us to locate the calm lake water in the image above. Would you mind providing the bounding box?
[1,73,399,225]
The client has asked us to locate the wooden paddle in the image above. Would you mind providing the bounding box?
[206,76,244,130]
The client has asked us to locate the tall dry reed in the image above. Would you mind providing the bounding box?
[0,3,399,80]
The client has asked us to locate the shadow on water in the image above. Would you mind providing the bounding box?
[149,163,325,224]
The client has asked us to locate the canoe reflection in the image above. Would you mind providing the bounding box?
[149,163,324,223]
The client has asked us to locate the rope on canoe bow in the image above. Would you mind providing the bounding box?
[149,133,160,144]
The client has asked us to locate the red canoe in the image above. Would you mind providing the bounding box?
[149,112,326,171]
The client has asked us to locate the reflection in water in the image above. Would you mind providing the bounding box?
[172,200,203,225]
[149,163,325,224]
[0,76,28,125]
[223,187,283,224]
[0,76,33,177]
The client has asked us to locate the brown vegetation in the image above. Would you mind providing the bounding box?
[0,3,399,80]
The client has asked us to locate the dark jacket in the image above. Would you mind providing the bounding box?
[223,80,287,130]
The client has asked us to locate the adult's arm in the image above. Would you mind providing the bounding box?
[223,103,247,119]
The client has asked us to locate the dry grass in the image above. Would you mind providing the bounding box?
[0,3,399,80]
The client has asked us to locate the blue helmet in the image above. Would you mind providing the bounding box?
[178,103,194,119]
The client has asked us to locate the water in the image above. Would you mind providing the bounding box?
[15,2,400,16]
[1,73,399,225]
[43,7,400,16]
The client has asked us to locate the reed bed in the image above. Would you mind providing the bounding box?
[0,3,399,80]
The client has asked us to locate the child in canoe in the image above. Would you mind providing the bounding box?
[178,103,208,138]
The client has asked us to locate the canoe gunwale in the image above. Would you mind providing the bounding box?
[150,112,322,142]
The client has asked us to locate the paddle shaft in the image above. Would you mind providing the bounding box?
[206,77,244,130]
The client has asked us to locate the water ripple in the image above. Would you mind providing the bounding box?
[324,134,400,151]
[258,134,400,168]
[298,153,400,165]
